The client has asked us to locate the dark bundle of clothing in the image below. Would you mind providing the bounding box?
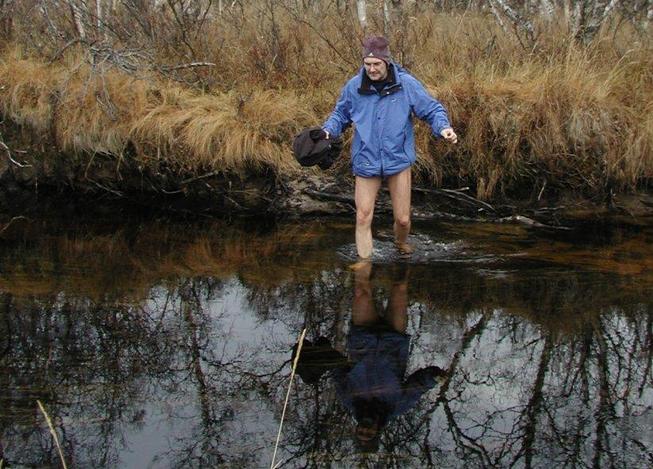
[292,336,349,384]
[292,126,343,170]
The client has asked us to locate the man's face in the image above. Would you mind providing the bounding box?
[363,58,388,82]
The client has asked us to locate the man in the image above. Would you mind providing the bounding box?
[322,36,457,260]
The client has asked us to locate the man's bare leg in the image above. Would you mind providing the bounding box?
[386,275,408,334]
[387,167,412,254]
[351,261,378,326]
[354,175,382,259]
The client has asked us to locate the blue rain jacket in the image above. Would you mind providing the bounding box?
[323,63,451,178]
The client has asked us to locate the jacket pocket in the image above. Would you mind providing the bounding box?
[352,145,379,176]
[402,128,415,163]
[352,142,371,166]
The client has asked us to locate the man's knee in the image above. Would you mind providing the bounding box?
[394,214,411,228]
[356,207,374,226]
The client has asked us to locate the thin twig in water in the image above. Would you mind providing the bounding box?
[37,400,68,469]
[270,328,307,469]
[0,216,28,235]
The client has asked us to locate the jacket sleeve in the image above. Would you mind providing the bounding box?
[322,84,352,139]
[391,366,441,417]
[405,75,451,137]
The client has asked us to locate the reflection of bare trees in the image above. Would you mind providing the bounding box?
[414,306,653,468]
[2,293,652,467]
[249,268,652,467]
[1,285,176,465]
[1,234,652,466]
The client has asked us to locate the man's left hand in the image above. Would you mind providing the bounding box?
[440,128,458,144]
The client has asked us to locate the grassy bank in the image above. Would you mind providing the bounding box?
[0,5,652,202]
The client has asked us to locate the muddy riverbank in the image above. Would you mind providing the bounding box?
[3,138,653,230]
[5,156,653,227]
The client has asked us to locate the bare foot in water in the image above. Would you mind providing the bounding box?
[395,242,414,257]
[349,258,372,272]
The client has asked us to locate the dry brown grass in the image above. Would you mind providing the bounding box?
[0,46,317,175]
[0,48,60,132]
[131,88,315,173]
[0,9,651,200]
[408,17,653,199]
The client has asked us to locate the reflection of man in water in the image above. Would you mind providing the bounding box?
[294,263,445,452]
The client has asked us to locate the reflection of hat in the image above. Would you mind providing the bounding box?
[362,36,391,62]
[353,397,390,453]
[292,127,343,170]
[355,419,381,453]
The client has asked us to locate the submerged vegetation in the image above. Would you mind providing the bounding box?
[0,2,652,204]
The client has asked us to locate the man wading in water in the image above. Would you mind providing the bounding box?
[322,36,457,262]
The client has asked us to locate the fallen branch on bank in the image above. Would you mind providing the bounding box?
[303,183,573,229]
[413,186,497,212]
[159,62,216,71]
[0,135,31,168]
[90,180,124,197]
[412,209,477,222]
[180,171,222,185]
[303,189,355,206]
[304,186,498,213]
[303,188,561,226]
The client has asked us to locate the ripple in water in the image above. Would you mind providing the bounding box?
[336,232,465,264]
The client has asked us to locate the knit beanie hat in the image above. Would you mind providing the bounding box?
[362,36,390,62]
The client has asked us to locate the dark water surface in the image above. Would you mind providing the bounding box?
[1,213,652,468]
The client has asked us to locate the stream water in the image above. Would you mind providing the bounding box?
[1,211,652,468]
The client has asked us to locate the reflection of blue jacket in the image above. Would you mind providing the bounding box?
[322,63,451,178]
[334,326,438,422]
